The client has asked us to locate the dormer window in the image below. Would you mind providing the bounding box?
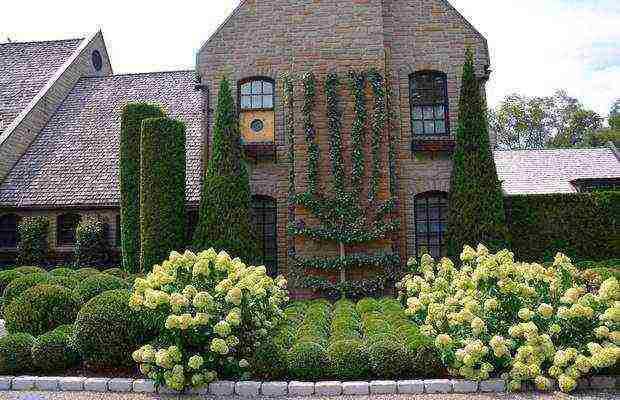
[410,71,449,136]
[240,79,274,110]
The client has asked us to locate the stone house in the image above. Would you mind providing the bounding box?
[1,1,619,273]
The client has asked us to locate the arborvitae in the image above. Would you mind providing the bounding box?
[193,77,259,260]
[119,103,165,273]
[140,117,187,272]
[445,50,509,256]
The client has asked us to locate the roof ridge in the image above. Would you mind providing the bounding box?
[495,147,611,153]
[77,69,195,81]
[0,37,83,46]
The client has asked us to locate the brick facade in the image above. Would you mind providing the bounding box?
[197,0,489,275]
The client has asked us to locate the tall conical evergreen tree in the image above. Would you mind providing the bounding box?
[445,50,509,256]
[193,77,259,260]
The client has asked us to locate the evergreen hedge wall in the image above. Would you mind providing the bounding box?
[120,104,165,273]
[140,117,186,272]
[506,191,619,262]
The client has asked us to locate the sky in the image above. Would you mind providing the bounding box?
[1,0,618,119]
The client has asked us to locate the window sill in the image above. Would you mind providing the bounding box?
[412,138,455,154]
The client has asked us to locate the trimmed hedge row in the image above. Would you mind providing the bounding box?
[139,117,187,273]
[506,191,619,262]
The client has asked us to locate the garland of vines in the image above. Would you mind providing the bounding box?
[283,69,400,298]
[282,73,297,281]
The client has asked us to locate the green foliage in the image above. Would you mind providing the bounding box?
[75,216,111,267]
[506,192,619,261]
[14,266,45,274]
[250,340,288,380]
[4,284,80,336]
[193,77,258,261]
[102,267,129,279]
[76,273,129,301]
[49,267,76,276]
[120,103,166,274]
[31,327,80,372]
[140,117,187,272]
[0,333,35,374]
[368,338,410,378]
[73,289,150,368]
[3,272,52,303]
[446,50,508,256]
[328,338,369,379]
[74,268,101,280]
[16,217,49,266]
[287,341,329,380]
[0,270,22,293]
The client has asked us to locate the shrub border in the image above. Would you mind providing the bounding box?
[0,375,617,395]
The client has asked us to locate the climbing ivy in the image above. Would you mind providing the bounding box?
[347,71,367,200]
[302,72,319,195]
[326,72,345,196]
[368,69,386,203]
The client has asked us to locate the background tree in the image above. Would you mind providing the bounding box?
[140,117,187,272]
[446,50,508,256]
[609,98,620,130]
[120,104,165,273]
[193,77,258,261]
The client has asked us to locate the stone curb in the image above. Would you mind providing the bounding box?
[0,376,617,395]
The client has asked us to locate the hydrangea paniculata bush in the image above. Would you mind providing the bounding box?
[130,248,288,391]
[397,244,619,392]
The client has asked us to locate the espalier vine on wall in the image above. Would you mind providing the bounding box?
[283,69,400,299]
[282,73,297,263]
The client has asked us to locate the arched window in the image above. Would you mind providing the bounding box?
[0,214,19,248]
[414,191,448,259]
[251,195,277,276]
[410,71,449,136]
[57,213,81,246]
[239,78,274,111]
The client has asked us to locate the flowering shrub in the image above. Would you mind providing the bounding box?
[397,244,619,392]
[130,249,288,392]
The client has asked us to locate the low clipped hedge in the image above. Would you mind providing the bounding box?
[251,339,288,380]
[75,273,128,301]
[287,341,329,381]
[49,267,76,276]
[4,284,80,336]
[368,338,410,378]
[102,267,128,279]
[0,270,22,293]
[74,268,101,280]
[31,326,80,372]
[14,266,45,275]
[0,333,35,374]
[73,289,154,368]
[3,273,78,304]
[328,338,369,379]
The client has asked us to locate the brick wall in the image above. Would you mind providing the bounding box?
[0,32,112,180]
[197,0,490,274]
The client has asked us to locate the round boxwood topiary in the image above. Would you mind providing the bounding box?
[0,332,35,374]
[0,270,22,293]
[74,268,101,280]
[14,266,45,275]
[76,273,128,302]
[327,338,370,380]
[31,328,80,372]
[102,267,127,279]
[49,267,76,276]
[368,338,410,379]
[287,341,329,381]
[73,289,152,368]
[3,273,78,304]
[4,284,80,336]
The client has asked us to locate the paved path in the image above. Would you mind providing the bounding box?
[0,391,618,400]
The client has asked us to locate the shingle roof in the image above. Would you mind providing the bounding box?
[0,38,83,133]
[0,70,203,208]
[493,147,620,195]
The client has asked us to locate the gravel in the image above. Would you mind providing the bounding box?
[1,390,618,400]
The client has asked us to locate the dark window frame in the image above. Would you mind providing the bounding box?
[238,77,275,112]
[0,213,19,248]
[413,191,449,259]
[409,71,450,137]
[251,195,278,277]
[56,213,82,247]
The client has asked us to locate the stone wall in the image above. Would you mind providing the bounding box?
[197,0,491,274]
[0,31,112,180]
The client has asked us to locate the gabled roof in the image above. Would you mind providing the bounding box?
[493,147,620,195]
[0,38,83,133]
[0,70,203,208]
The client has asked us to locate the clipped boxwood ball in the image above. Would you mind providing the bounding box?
[74,268,101,280]
[0,270,22,293]
[73,289,150,368]
[4,284,80,336]
[287,341,329,381]
[3,272,51,303]
[14,266,45,274]
[32,329,80,372]
[76,273,128,301]
[368,339,410,379]
[251,340,287,380]
[102,268,128,279]
[49,267,76,276]
[0,332,35,374]
[328,338,370,380]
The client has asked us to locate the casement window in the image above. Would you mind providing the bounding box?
[251,195,277,276]
[410,71,449,136]
[56,213,81,246]
[239,78,275,111]
[0,214,19,248]
[413,191,448,259]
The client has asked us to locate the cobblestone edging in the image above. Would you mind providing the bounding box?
[0,376,618,396]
